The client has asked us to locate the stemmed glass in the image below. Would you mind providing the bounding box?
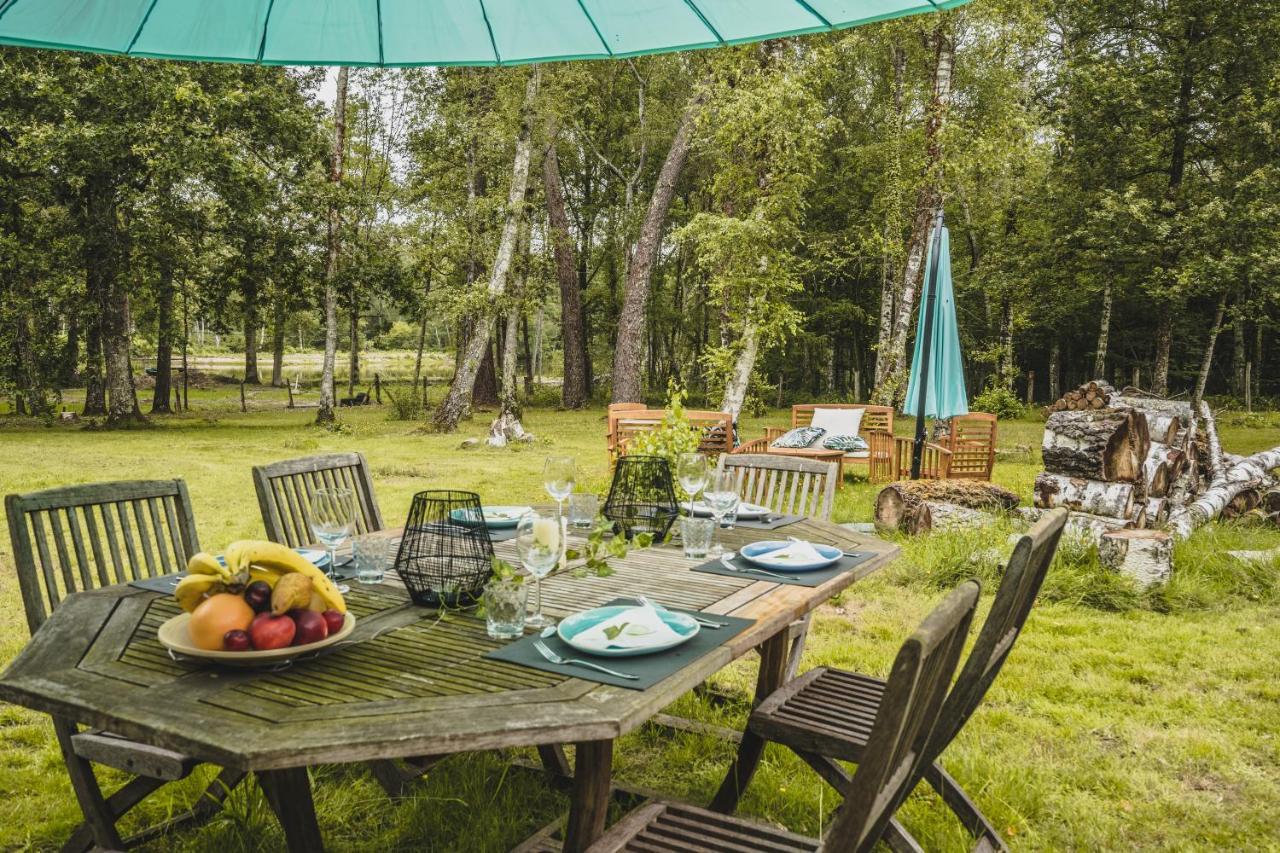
[543,456,576,518]
[517,511,561,629]
[675,452,708,517]
[702,470,741,558]
[309,486,354,594]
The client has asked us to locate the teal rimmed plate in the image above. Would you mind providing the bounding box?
[739,540,842,572]
[449,505,533,530]
[557,605,700,657]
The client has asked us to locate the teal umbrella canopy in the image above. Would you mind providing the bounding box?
[0,0,969,66]
[903,221,968,420]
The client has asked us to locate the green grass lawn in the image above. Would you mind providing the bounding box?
[0,392,1278,851]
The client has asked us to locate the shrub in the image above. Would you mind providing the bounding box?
[374,320,421,351]
[970,384,1026,420]
[383,386,425,421]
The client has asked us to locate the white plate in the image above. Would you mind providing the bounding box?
[690,501,771,520]
[450,505,533,529]
[216,548,329,569]
[557,605,699,657]
[738,540,843,572]
[157,612,355,666]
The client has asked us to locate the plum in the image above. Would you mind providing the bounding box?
[223,629,253,652]
[243,581,273,613]
[320,610,345,636]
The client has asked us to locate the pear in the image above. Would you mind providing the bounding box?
[270,573,314,615]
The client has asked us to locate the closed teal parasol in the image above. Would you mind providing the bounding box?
[0,0,969,66]
[903,212,967,476]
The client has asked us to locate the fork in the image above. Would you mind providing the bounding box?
[636,595,726,629]
[531,639,639,680]
[719,554,789,580]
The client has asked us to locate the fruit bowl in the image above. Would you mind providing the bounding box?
[157,612,356,667]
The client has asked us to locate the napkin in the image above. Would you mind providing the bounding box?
[571,605,684,653]
[753,539,825,564]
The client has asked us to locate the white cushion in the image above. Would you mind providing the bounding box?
[811,407,863,438]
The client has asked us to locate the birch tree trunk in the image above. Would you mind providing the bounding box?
[435,70,538,432]
[1094,281,1112,380]
[1191,297,1226,413]
[720,312,760,420]
[543,129,588,409]
[315,65,348,426]
[874,24,953,404]
[612,87,706,403]
[1048,340,1061,402]
[1231,314,1247,398]
[1152,307,1172,396]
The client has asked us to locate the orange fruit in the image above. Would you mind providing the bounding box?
[189,593,255,650]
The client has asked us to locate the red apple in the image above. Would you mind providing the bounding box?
[320,609,345,636]
[290,609,329,646]
[223,629,253,652]
[249,612,295,651]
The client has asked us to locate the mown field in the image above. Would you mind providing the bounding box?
[0,389,1278,851]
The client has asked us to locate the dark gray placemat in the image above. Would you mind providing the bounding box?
[484,597,754,690]
[129,572,185,594]
[691,550,877,587]
[486,528,519,542]
[731,514,805,530]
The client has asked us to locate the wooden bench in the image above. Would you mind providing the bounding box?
[607,406,733,464]
[757,404,896,482]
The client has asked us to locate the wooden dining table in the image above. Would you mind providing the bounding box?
[0,516,896,852]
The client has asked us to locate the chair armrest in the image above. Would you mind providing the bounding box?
[734,437,771,454]
[763,427,786,441]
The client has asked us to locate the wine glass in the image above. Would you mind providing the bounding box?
[543,455,575,517]
[309,486,354,594]
[676,452,709,517]
[702,470,740,558]
[517,511,562,629]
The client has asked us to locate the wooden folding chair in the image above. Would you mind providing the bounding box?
[587,581,981,853]
[721,508,1069,850]
[252,453,384,547]
[718,453,839,679]
[4,480,243,852]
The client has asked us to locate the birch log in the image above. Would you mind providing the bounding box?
[1034,473,1136,517]
[1166,446,1280,538]
[1042,409,1149,482]
[1099,529,1172,586]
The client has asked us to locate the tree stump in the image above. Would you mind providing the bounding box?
[1041,409,1149,482]
[1099,529,1172,587]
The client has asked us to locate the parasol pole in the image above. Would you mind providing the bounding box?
[911,209,945,480]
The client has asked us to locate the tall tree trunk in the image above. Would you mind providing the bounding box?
[101,282,140,425]
[1192,298,1227,412]
[544,132,588,408]
[83,310,105,416]
[1152,307,1172,395]
[1231,314,1247,398]
[499,307,521,418]
[999,297,1014,389]
[1048,340,1061,402]
[1253,324,1263,402]
[721,312,760,420]
[316,66,349,426]
[435,70,538,432]
[59,314,80,387]
[151,262,174,414]
[874,43,907,390]
[1094,281,1112,379]
[874,23,954,405]
[271,298,286,388]
[243,280,260,384]
[611,87,707,403]
[347,288,360,396]
[521,314,534,396]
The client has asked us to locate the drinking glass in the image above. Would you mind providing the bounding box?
[483,578,528,640]
[352,534,390,585]
[702,471,740,558]
[675,452,709,517]
[543,456,576,517]
[568,493,599,529]
[680,516,715,559]
[309,486,354,594]
[516,511,562,629]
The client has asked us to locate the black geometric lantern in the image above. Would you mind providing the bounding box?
[394,490,494,607]
[603,455,679,540]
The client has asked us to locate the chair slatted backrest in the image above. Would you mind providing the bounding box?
[611,409,734,460]
[792,403,894,436]
[5,480,201,634]
[945,412,997,480]
[718,454,837,521]
[928,507,1066,757]
[889,436,951,481]
[683,409,734,457]
[252,453,384,548]
[610,410,665,460]
[823,581,981,853]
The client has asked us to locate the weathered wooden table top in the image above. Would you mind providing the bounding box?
[0,519,896,772]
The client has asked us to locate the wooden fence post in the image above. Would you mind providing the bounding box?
[287,382,295,409]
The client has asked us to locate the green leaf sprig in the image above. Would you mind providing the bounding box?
[565,515,654,578]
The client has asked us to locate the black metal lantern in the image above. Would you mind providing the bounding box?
[394,490,494,607]
[602,455,679,540]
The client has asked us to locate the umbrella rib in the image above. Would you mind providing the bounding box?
[476,0,502,65]
[376,0,384,66]
[681,0,725,45]
[575,0,613,56]
[0,0,27,24]
[256,0,277,64]
[791,0,832,28]
[125,0,161,55]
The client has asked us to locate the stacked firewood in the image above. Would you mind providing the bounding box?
[1034,384,1199,538]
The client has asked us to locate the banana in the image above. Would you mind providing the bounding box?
[186,552,231,580]
[224,540,346,613]
[247,566,284,588]
[174,573,222,612]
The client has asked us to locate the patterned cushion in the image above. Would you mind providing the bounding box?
[822,434,868,452]
[771,426,825,449]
